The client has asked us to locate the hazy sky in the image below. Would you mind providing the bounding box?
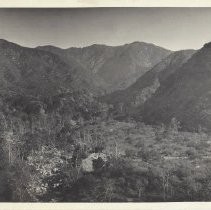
[0,8,211,50]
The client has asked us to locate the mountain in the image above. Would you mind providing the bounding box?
[136,42,211,131]
[0,39,102,120]
[0,39,104,95]
[101,49,196,113]
[36,45,108,94]
[38,42,171,92]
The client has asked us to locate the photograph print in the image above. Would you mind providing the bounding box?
[0,8,211,202]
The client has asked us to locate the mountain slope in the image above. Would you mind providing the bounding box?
[38,42,171,92]
[0,39,102,120]
[138,43,211,131]
[101,49,196,113]
[0,39,104,95]
[36,45,108,94]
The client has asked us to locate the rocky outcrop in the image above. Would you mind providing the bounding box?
[81,153,107,172]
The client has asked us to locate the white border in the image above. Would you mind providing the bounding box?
[0,0,211,8]
[0,0,211,209]
[1,202,211,210]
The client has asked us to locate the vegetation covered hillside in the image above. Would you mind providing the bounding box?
[2,116,211,202]
[0,40,108,201]
[139,42,211,132]
[0,39,211,202]
[38,42,171,93]
[101,49,195,116]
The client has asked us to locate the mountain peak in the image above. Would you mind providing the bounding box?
[0,39,24,50]
[0,39,12,46]
[130,41,149,45]
[90,43,107,48]
[125,41,151,47]
[203,42,211,49]
[37,45,63,51]
[125,41,171,52]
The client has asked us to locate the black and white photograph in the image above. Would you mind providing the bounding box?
[1,5,211,204]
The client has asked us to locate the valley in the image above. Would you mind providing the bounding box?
[0,38,211,202]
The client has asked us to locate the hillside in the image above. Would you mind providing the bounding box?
[38,42,171,92]
[36,45,108,94]
[0,39,104,95]
[2,39,211,202]
[101,49,195,114]
[0,39,104,121]
[138,43,211,131]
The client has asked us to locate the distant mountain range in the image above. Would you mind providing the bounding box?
[0,39,98,96]
[0,39,103,119]
[38,42,171,93]
[1,38,211,131]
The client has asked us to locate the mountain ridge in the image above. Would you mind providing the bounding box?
[38,41,172,92]
[137,42,211,131]
[100,49,196,114]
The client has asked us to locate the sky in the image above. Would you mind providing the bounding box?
[0,8,211,51]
